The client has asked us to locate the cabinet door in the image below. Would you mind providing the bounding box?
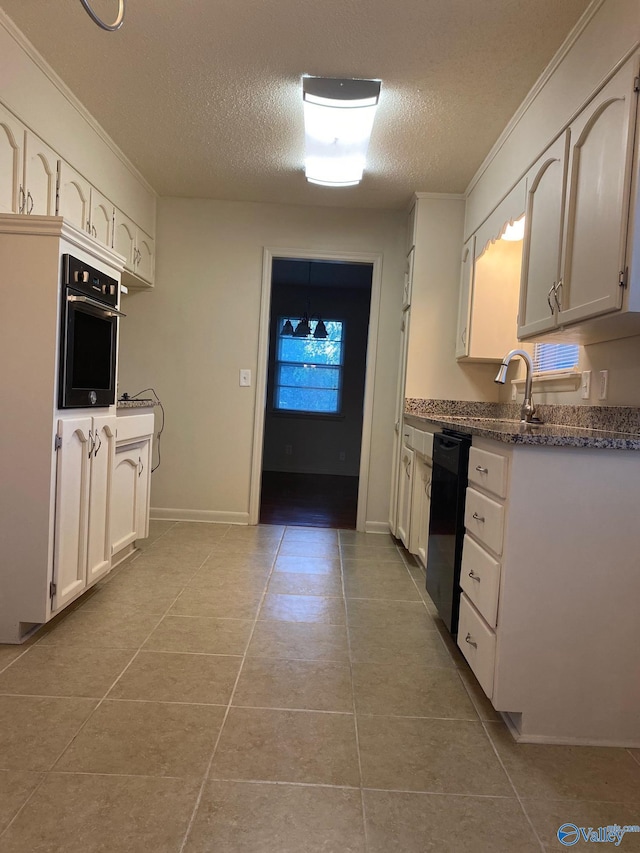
[89,188,114,247]
[113,210,136,271]
[23,131,57,215]
[416,459,432,568]
[389,309,410,536]
[136,438,152,540]
[397,445,414,549]
[518,132,569,338]
[111,444,141,554]
[0,104,23,214]
[52,417,92,611]
[558,58,638,326]
[57,160,91,231]
[86,416,116,585]
[135,230,155,284]
[455,237,475,358]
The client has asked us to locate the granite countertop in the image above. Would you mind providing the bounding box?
[116,398,155,409]
[404,400,640,451]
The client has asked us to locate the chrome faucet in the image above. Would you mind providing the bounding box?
[494,349,542,424]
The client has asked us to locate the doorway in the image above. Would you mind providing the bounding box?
[250,250,381,530]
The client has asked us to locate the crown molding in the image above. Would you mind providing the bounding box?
[465,0,606,198]
[0,9,157,198]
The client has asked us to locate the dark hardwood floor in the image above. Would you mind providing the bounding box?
[259,471,359,529]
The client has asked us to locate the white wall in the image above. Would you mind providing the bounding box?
[118,197,405,526]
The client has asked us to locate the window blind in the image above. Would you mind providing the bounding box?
[532,343,580,373]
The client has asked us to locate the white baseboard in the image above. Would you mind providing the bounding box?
[150,507,250,526]
[364,521,391,534]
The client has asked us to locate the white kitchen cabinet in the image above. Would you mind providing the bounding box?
[396,443,414,549]
[457,182,525,362]
[411,455,432,567]
[89,187,115,248]
[518,54,639,340]
[114,208,155,287]
[455,236,474,358]
[0,103,23,214]
[111,412,154,559]
[52,414,116,612]
[22,130,57,216]
[388,308,411,536]
[457,436,640,746]
[57,160,91,233]
[518,133,569,337]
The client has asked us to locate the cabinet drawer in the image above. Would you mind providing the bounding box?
[460,534,501,628]
[402,424,414,448]
[457,593,496,700]
[115,413,154,444]
[409,428,434,462]
[468,447,508,499]
[464,488,504,556]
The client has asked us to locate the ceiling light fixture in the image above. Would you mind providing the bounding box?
[79,0,125,31]
[302,76,381,187]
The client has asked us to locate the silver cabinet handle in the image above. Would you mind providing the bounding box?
[92,225,97,238]
[19,185,26,213]
[468,570,481,582]
[547,283,556,314]
[465,633,477,649]
[461,326,467,346]
[26,191,34,214]
[472,512,485,522]
[475,466,488,473]
[138,457,144,477]
[87,429,95,458]
[93,431,102,457]
[555,278,563,310]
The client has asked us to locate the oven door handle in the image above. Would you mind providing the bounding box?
[67,294,126,318]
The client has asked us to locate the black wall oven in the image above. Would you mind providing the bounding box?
[58,254,123,409]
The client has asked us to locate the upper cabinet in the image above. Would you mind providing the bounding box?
[114,208,155,287]
[57,160,91,233]
[518,54,639,341]
[89,187,115,248]
[457,182,525,362]
[0,103,23,214]
[23,130,57,216]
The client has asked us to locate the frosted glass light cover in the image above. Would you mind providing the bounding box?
[302,78,380,186]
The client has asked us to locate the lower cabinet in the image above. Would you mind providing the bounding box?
[111,411,154,560]
[410,455,432,566]
[457,437,640,746]
[396,442,414,549]
[111,439,151,555]
[52,414,116,612]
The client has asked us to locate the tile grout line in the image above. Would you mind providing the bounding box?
[339,534,372,853]
[478,718,546,852]
[177,525,286,853]
[0,524,206,843]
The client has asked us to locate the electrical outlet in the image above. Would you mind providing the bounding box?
[598,370,609,401]
[239,369,251,387]
[285,444,292,455]
[581,370,591,400]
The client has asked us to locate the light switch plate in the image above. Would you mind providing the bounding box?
[581,370,591,400]
[239,369,251,387]
[598,370,608,400]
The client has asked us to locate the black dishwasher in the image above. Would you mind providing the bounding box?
[426,429,471,636]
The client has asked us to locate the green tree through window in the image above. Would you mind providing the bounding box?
[274,320,344,413]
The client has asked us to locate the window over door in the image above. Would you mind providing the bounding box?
[274,320,344,414]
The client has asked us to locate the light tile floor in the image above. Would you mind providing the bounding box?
[1,522,639,852]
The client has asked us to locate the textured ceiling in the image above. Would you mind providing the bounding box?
[0,0,591,209]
